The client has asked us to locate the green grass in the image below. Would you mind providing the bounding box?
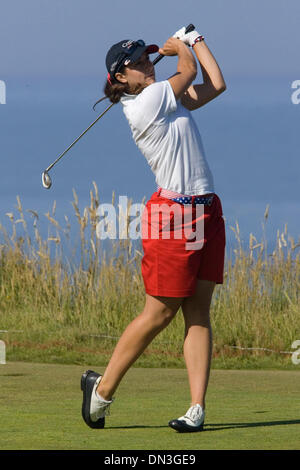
[3,336,299,370]
[0,362,299,450]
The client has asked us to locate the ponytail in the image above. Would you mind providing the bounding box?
[103,79,129,104]
[93,77,145,110]
[92,79,128,111]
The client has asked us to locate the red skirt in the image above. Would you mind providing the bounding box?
[141,190,226,297]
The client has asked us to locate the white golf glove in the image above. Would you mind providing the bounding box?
[173,27,202,47]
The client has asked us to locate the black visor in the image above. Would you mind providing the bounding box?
[106,39,159,79]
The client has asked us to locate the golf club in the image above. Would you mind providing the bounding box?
[41,102,114,189]
[152,23,195,66]
[42,24,195,189]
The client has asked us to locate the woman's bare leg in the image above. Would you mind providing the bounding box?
[97,294,183,400]
[181,280,216,409]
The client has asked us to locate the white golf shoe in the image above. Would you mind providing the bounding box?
[169,404,205,432]
[81,370,114,428]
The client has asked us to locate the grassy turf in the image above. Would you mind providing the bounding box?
[0,362,299,450]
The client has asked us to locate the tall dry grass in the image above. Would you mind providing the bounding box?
[0,183,299,364]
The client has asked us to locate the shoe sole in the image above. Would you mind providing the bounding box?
[168,419,204,433]
[81,370,105,429]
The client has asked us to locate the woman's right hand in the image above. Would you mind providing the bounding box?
[158,37,186,57]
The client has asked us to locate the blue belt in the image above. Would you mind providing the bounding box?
[171,195,214,206]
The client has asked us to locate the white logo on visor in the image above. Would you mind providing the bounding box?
[122,40,134,48]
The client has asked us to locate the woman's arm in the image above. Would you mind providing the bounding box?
[181,39,226,110]
[158,38,197,100]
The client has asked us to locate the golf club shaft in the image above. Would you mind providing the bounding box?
[44,23,194,174]
[45,102,114,173]
[152,23,195,66]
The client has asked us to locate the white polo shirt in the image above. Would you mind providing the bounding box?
[120,80,214,195]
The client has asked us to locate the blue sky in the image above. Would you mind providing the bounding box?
[1,0,299,79]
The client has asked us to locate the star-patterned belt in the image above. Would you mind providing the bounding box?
[172,195,214,205]
[158,187,214,206]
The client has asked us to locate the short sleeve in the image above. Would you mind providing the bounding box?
[126,81,177,133]
[140,80,177,118]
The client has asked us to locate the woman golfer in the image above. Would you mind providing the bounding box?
[81,25,226,432]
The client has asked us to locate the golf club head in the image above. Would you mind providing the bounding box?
[42,171,52,189]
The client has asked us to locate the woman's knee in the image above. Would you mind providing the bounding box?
[182,297,212,327]
[183,305,211,329]
[146,305,177,328]
[143,295,182,328]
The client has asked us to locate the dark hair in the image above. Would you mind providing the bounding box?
[92,68,146,110]
[103,78,146,104]
[103,79,129,104]
[92,79,128,110]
